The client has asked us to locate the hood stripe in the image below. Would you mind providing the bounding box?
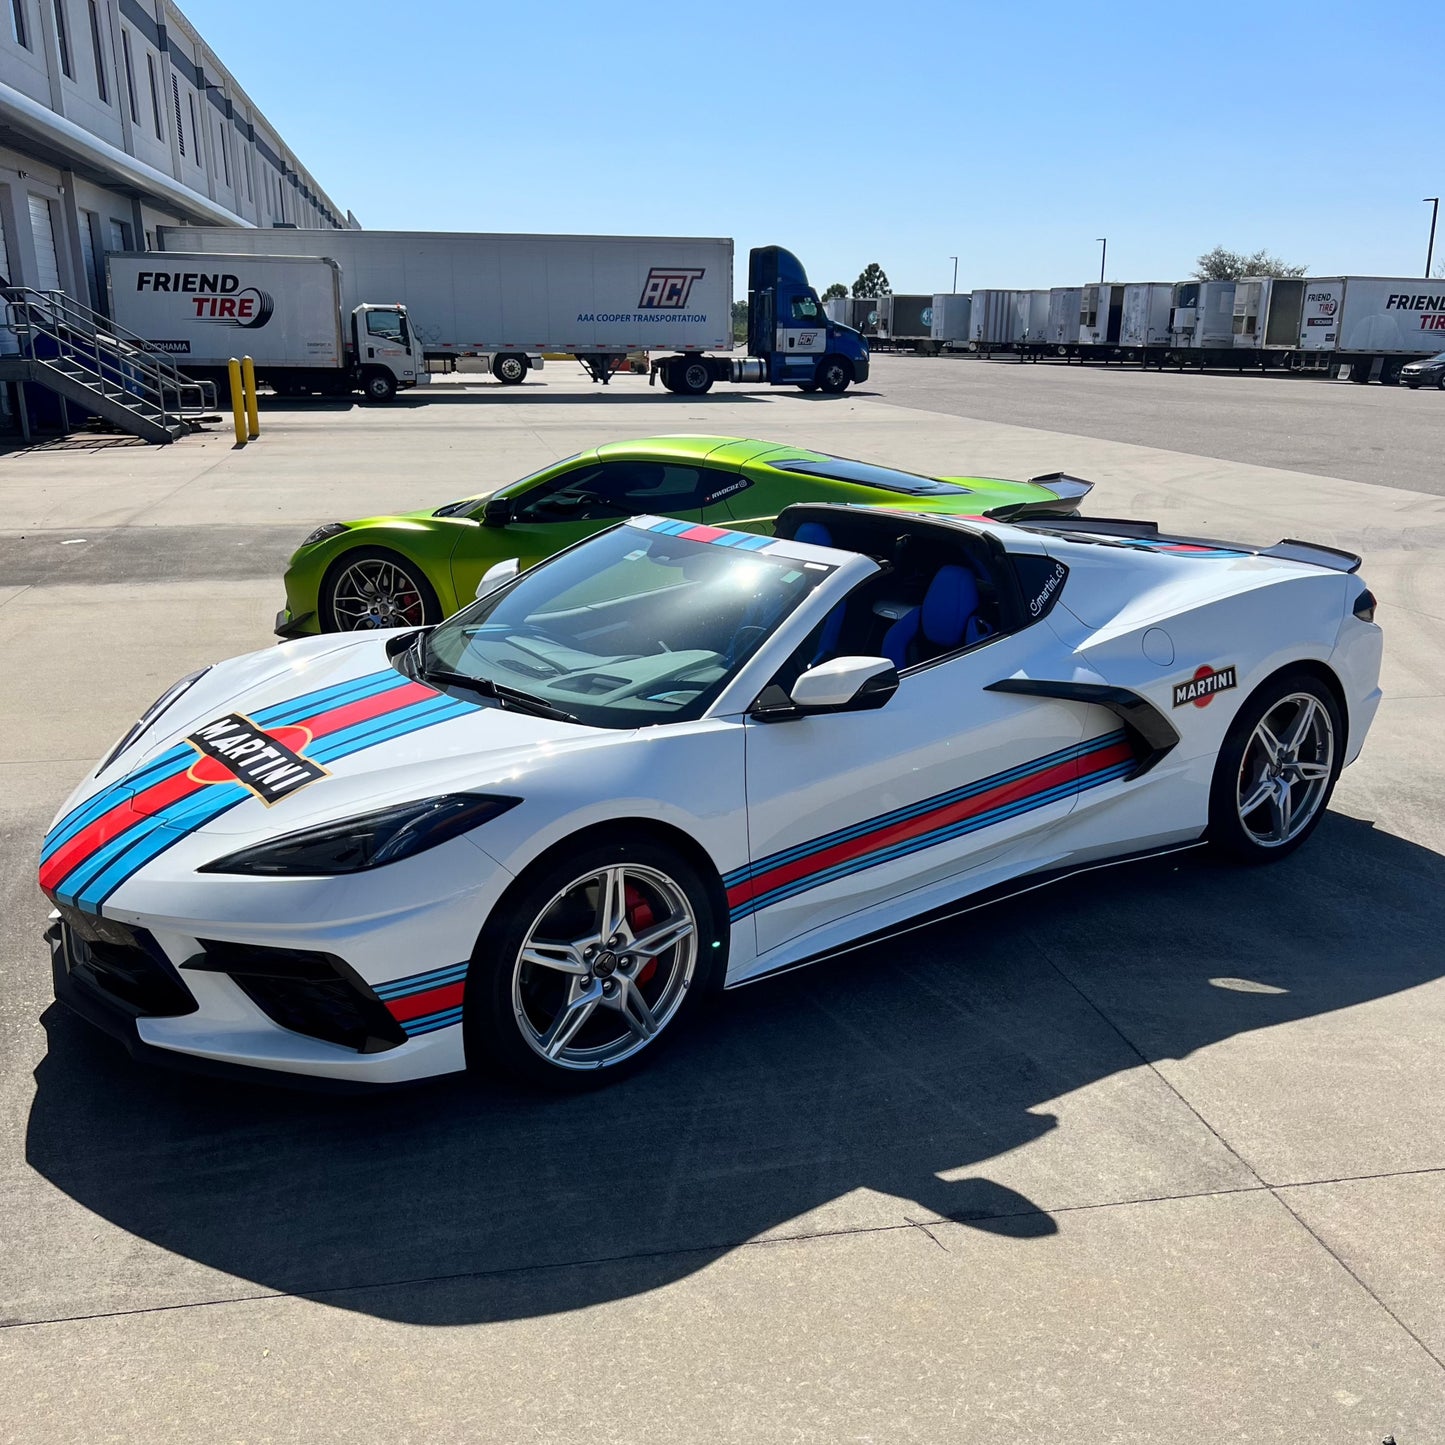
[41,671,475,912]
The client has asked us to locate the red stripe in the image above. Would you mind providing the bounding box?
[679,525,727,542]
[728,740,1133,908]
[45,679,440,892]
[385,980,465,1023]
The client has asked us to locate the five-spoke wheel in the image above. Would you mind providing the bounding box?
[467,835,722,1085]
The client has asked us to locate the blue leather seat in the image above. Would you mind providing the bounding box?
[881,565,991,668]
[793,522,834,547]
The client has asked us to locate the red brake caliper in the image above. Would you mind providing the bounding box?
[625,884,658,985]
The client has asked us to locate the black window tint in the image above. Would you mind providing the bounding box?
[771,456,973,497]
[700,469,753,507]
[514,461,709,523]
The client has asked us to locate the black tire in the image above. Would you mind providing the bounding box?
[1207,670,1343,864]
[817,355,853,394]
[318,546,441,632]
[1438,374,1445,391]
[465,832,724,1088]
[492,354,528,385]
[1406,380,1420,389]
[797,381,820,393]
[1348,359,1372,384]
[670,356,713,396]
[361,368,398,403]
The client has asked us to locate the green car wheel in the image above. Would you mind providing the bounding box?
[319,547,442,632]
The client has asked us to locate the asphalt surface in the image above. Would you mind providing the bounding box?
[863,353,1445,494]
[2,367,1443,1442]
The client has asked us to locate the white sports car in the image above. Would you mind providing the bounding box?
[40,505,1382,1088]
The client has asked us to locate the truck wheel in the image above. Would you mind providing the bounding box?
[361,368,398,403]
[673,357,713,396]
[796,382,819,393]
[1348,359,1372,384]
[817,355,853,394]
[319,547,441,632]
[493,354,528,385]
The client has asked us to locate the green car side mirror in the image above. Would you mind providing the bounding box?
[482,497,513,527]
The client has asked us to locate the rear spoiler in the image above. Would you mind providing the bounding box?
[987,472,1094,521]
[1020,516,1363,574]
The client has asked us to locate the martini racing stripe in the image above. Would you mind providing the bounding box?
[41,674,476,912]
[374,960,469,1034]
[42,670,409,862]
[724,731,1134,923]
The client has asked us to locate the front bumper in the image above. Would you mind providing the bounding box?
[274,606,318,639]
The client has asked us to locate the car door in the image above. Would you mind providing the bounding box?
[450,460,725,602]
[738,621,1123,960]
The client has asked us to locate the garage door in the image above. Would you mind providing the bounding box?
[28,194,61,291]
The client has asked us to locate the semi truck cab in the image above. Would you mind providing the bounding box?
[350,303,423,401]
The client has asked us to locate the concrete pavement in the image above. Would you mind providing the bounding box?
[1,357,1442,1443]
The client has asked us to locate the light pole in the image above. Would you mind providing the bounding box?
[1096,237,1107,285]
[1425,198,1439,278]
[949,256,958,292]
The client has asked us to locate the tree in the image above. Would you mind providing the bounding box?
[821,282,848,302]
[852,263,892,298]
[731,298,748,344]
[1194,245,1308,280]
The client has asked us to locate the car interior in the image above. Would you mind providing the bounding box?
[774,509,1006,679]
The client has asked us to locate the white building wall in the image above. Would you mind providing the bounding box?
[0,0,347,305]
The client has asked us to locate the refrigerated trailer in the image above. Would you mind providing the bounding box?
[930,293,973,350]
[1120,283,1174,349]
[159,228,869,396]
[876,294,934,350]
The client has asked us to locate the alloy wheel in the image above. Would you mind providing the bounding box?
[510,863,698,1070]
[329,557,428,630]
[1235,691,1335,848]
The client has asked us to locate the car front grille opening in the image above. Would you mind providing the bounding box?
[58,909,198,1017]
[193,941,408,1054]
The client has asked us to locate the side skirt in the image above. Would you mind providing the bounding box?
[725,839,1207,990]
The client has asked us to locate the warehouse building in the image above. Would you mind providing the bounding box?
[0,0,348,313]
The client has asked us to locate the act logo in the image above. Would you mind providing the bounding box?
[638,268,706,309]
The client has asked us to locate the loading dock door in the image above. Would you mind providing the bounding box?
[28,196,61,291]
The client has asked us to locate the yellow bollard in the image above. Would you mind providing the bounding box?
[227,357,246,447]
[241,355,260,438]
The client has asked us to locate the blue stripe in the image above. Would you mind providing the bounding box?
[649,518,690,535]
[403,1006,464,1035]
[738,533,773,551]
[310,697,475,761]
[374,961,470,1000]
[253,670,406,728]
[726,732,1126,887]
[730,755,1135,922]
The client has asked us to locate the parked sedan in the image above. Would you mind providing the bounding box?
[43,503,1379,1089]
[273,435,1092,636]
[1400,351,1445,389]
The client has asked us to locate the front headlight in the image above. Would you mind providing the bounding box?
[300,522,348,548]
[97,667,210,774]
[199,794,521,876]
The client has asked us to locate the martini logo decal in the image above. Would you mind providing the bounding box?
[1172,664,1237,709]
[185,714,328,804]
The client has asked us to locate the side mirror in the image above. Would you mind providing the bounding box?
[475,557,520,601]
[481,496,513,527]
[788,656,898,713]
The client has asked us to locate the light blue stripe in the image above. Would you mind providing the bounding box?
[649,518,690,535]
[254,669,407,727]
[738,533,773,551]
[404,1007,464,1035]
[374,962,470,999]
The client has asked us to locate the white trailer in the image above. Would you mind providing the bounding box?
[1045,287,1082,347]
[1295,276,1445,381]
[108,252,424,401]
[1020,289,1050,344]
[969,289,1024,350]
[1231,277,1306,350]
[1120,283,1174,348]
[930,293,972,349]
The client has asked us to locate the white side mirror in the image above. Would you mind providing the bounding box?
[788,656,898,712]
[476,557,520,601]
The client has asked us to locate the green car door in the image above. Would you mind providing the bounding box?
[448,456,741,603]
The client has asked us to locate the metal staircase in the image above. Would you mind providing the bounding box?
[0,287,217,444]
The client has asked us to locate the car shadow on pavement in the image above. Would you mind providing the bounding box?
[24,812,1445,1326]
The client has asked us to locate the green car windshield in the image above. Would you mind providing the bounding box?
[432,455,582,518]
[771,455,974,496]
[421,525,835,728]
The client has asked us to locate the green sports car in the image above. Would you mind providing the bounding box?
[275,435,1093,636]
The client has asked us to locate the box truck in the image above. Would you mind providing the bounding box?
[159,228,868,397]
[108,253,424,401]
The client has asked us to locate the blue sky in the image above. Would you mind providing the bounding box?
[182,0,1445,296]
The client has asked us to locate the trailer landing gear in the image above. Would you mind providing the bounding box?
[576,354,622,385]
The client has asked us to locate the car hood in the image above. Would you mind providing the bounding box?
[54,631,602,844]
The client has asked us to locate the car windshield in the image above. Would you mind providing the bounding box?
[770,455,974,496]
[432,455,581,518]
[417,524,835,728]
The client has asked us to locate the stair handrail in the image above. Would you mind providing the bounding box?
[2,286,217,417]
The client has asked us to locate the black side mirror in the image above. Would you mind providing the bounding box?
[482,496,513,527]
